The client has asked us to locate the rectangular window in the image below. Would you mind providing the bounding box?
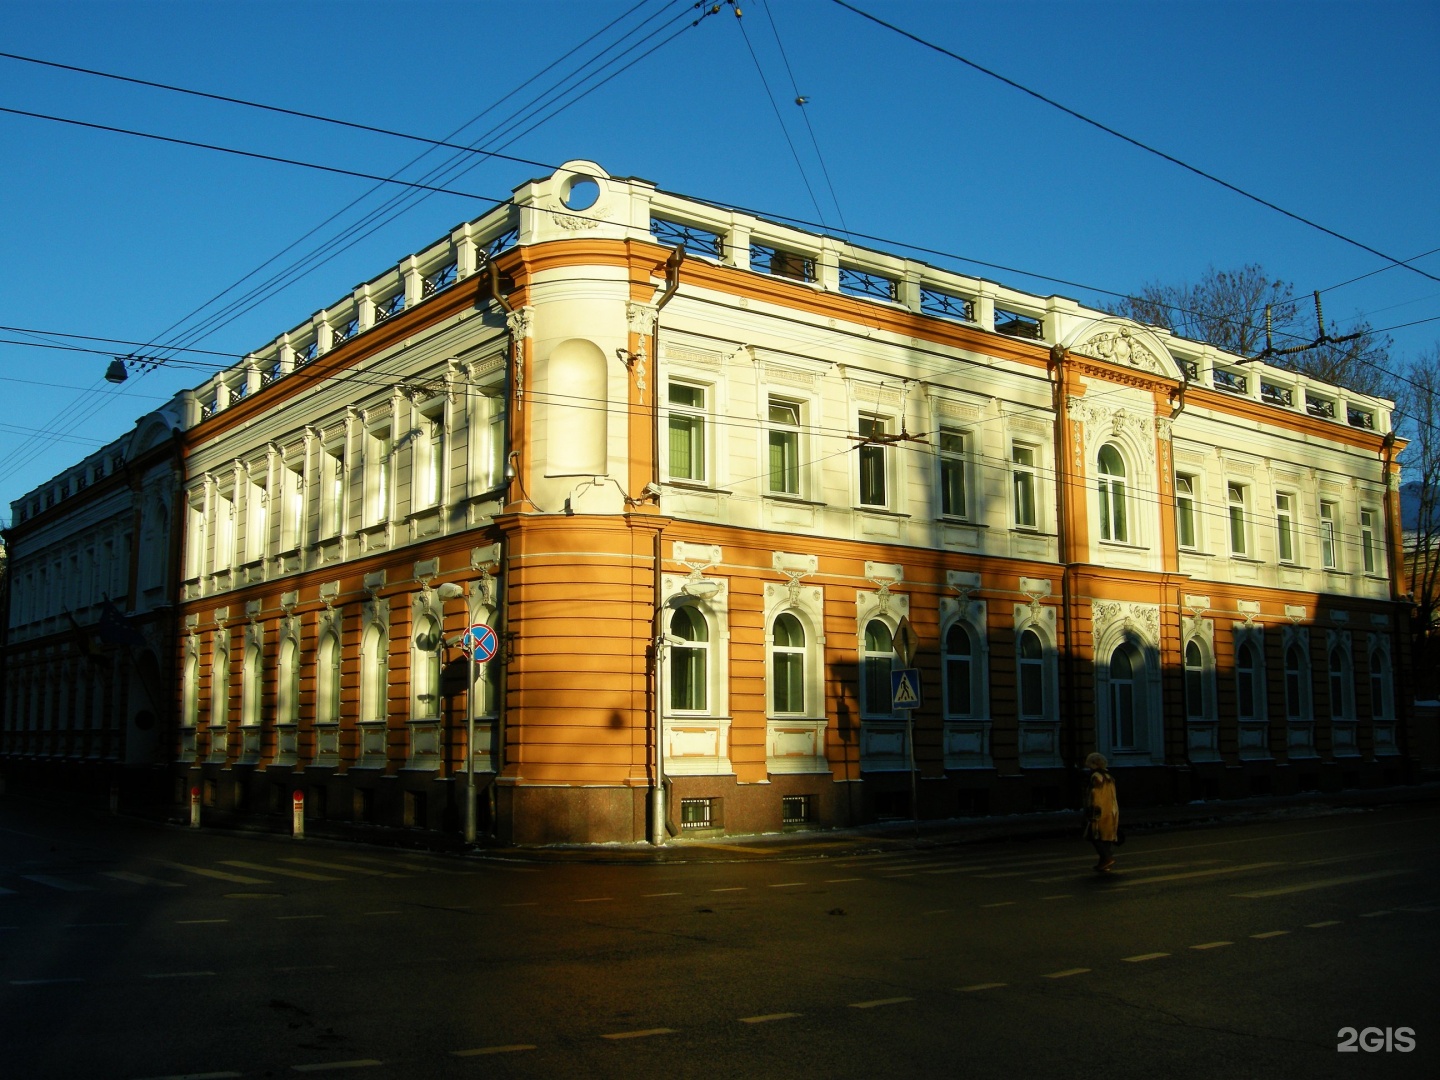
[1276,492,1295,563]
[939,430,967,518]
[1320,501,1338,569]
[416,406,445,510]
[1228,483,1248,556]
[857,415,888,507]
[667,383,707,483]
[320,443,345,538]
[214,490,235,572]
[186,501,205,579]
[1012,445,1037,529]
[1360,509,1377,573]
[1176,474,1197,549]
[750,243,814,282]
[246,476,267,563]
[679,798,714,829]
[280,462,304,550]
[767,398,801,496]
[781,794,812,825]
[367,425,392,525]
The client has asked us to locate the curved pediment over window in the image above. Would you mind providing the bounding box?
[1060,319,1183,382]
[125,403,185,458]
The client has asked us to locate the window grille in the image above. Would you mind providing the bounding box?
[650,217,723,259]
[333,318,358,345]
[1306,395,1335,419]
[1213,368,1247,395]
[679,798,713,829]
[920,287,975,322]
[262,361,282,387]
[781,795,811,825]
[750,242,815,283]
[1347,407,1374,430]
[1260,381,1292,407]
[486,227,519,256]
[1182,359,1200,381]
[994,309,1041,339]
[839,265,898,302]
[422,262,458,297]
[375,293,405,322]
[299,341,318,365]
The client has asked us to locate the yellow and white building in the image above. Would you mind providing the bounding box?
[3,161,1414,843]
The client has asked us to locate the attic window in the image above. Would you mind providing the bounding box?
[994,308,1041,340]
[750,242,815,283]
[839,265,899,302]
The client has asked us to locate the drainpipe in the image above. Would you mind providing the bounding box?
[1050,344,1079,782]
[650,246,685,846]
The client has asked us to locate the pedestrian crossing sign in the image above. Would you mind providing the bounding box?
[891,668,922,710]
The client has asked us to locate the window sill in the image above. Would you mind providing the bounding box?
[1177,547,1214,558]
[853,506,911,519]
[666,481,733,496]
[1010,527,1053,538]
[937,516,986,528]
[1098,539,1149,552]
[764,493,825,508]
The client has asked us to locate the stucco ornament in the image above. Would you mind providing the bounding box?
[1073,325,1168,375]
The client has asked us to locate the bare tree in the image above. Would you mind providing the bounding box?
[1107,264,1390,397]
[1396,351,1440,694]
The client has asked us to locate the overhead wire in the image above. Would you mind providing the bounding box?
[827,0,1440,287]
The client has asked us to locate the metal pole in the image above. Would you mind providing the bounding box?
[465,651,477,844]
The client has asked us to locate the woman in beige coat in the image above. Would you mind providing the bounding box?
[1083,752,1119,872]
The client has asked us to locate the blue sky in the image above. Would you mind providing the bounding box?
[2,0,1437,518]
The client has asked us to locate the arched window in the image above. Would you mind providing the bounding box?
[183,652,200,728]
[861,620,895,717]
[1236,641,1258,721]
[1110,642,1138,748]
[241,644,263,726]
[669,606,708,712]
[362,623,387,722]
[1284,644,1306,721]
[1329,646,1350,719]
[210,641,230,729]
[412,614,442,718]
[770,613,806,715]
[317,631,341,723]
[1018,628,1046,720]
[1184,640,1205,721]
[278,638,299,724]
[1370,647,1391,719]
[944,623,974,718]
[1097,444,1128,543]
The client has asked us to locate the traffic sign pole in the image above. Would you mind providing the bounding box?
[458,623,497,844]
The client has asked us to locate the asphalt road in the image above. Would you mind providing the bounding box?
[2,798,1436,1079]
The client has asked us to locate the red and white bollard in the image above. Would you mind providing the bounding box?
[292,790,305,840]
[189,785,201,829]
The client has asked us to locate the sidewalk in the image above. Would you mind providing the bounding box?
[478,781,1440,865]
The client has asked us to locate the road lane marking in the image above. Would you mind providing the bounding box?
[643,892,682,897]
[884,873,916,878]
[162,862,271,885]
[1042,895,1074,901]
[1119,862,1283,886]
[363,911,401,916]
[710,887,746,893]
[282,858,390,876]
[1307,920,1343,928]
[1043,969,1090,979]
[450,1045,536,1057]
[1399,905,1437,913]
[1032,860,1221,883]
[501,902,538,907]
[1360,910,1393,918]
[1251,931,1290,939]
[103,871,184,888]
[740,1013,801,1024]
[1191,941,1233,950]
[291,1060,382,1072]
[924,908,953,915]
[769,882,807,888]
[574,897,613,903]
[275,965,336,973]
[849,997,914,1009]
[981,901,1017,908]
[1123,953,1170,963]
[601,1028,675,1040]
[825,878,862,883]
[176,918,229,925]
[10,977,85,986]
[145,971,216,979]
[277,914,325,921]
[21,874,92,892]
[956,983,1007,992]
[0,886,15,896]
[1233,869,1414,898]
[222,861,342,882]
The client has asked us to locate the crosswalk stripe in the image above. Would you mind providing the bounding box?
[1233,868,1414,898]
[103,871,184,888]
[1118,861,1283,886]
[161,862,271,885]
[282,858,389,876]
[21,874,93,892]
[220,861,342,881]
